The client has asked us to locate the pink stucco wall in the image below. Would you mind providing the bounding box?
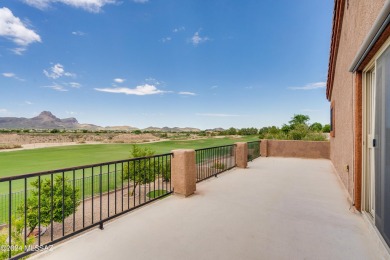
[261,140,330,159]
[329,0,385,197]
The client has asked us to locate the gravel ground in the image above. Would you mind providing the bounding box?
[29,179,172,246]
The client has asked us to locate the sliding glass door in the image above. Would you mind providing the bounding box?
[374,44,390,245]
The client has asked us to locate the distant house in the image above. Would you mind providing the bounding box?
[327,0,390,249]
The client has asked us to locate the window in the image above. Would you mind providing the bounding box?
[330,101,335,137]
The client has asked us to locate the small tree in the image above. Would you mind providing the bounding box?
[322,124,331,133]
[227,127,237,135]
[281,124,291,134]
[0,216,35,259]
[288,124,309,140]
[123,145,158,196]
[19,176,80,237]
[289,114,310,127]
[309,122,323,132]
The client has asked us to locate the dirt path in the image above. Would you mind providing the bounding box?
[0,142,101,153]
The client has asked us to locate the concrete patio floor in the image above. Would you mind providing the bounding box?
[35,157,381,260]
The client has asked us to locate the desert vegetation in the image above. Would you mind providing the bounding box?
[258,114,329,141]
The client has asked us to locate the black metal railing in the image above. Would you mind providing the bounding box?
[0,153,172,259]
[247,141,261,161]
[195,145,236,182]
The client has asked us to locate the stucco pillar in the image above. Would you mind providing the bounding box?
[235,142,248,168]
[171,149,196,197]
[260,139,268,157]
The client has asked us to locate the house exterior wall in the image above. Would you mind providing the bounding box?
[329,0,385,198]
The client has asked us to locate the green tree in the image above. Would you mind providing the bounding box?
[226,127,237,135]
[0,216,35,260]
[288,124,309,140]
[281,124,291,134]
[258,127,270,139]
[310,122,323,132]
[239,127,258,135]
[322,124,331,133]
[123,145,170,196]
[289,114,310,127]
[18,176,80,237]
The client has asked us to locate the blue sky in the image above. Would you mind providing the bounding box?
[0,0,333,129]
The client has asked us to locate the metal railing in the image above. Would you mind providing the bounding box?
[0,173,126,224]
[0,153,172,259]
[247,141,261,161]
[195,144,236,182]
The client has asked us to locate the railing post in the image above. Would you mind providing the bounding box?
[171,149,196,197]
[260,139,268,157]
[235,142,248,168]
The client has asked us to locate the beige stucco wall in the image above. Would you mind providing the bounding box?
[261,140,330,159]
[330,0,385,197]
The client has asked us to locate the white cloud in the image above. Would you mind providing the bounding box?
[2,72,24,81]
[173,26,185,33]
[179,91,196,96]
[0,7,41,54]
[23,0,116,13]
[66,111,78,115]
[69,82,81,88]
[114,78,125,83]
[161,37,171,43]
[95,84,167,96]
[191,31,209,46]
[145,77,161,85]
[43,84,68,92]
[2,72,15,78]
[196,113,241,117]
[43,63,75,79]
[25,101,33,105]
[72,31,85,36]
[288,82,326,90]
[132,0,149,3]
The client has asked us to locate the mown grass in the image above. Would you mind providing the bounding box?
[146,190,169,199]
[0,136,258,178]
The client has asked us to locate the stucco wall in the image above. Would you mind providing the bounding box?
[330,0,385,197]
[261,140,330,159]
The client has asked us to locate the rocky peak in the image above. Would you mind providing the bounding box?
[62,117,79,124]
[33,111,60,122]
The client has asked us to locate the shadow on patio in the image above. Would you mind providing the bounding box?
[34,157,380,260]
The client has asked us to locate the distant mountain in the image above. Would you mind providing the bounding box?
[104,126,139,131]
[143,126,201,132]
[0,111,200,132]
[205,128,225,132]
[0,111,137,131]
[0,111,80,129]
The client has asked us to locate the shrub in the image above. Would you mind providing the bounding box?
[213,160,226,170]
[303,132,327,141]
[309,122,323,132]
[0,216,35,260]
[288,124,309,140]
[322,124,331,133]
[18,176,80,237]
